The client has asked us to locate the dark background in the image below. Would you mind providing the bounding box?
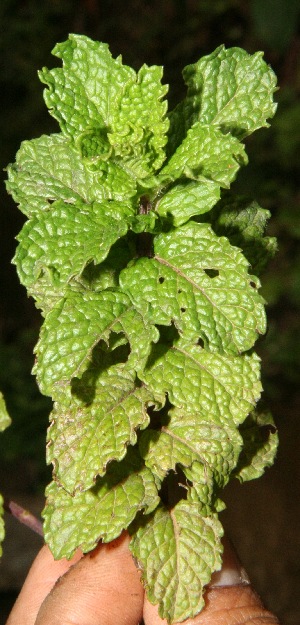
[0,1,299,623]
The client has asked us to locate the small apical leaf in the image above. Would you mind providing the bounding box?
[130,502,223,622]
[43,447,160,559]
[108,64,169,177]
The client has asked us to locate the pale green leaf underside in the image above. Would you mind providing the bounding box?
[130,502,223,622]
[169,45,277,146]
[43,448,160,559]
[139,407,241,489]
[48,366,159,493]
[5,134,137,219]
[14,199,134,288]
[234,408,278,482]
[120,222,266,354]
[156,178,220,226]
[142,340,262,427]
[161,123,247,187]
[34,290,158,397]
[203,196,277,275]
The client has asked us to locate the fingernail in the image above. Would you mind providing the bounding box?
[209,537,251,588]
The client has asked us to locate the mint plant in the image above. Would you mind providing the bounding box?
[4,35,278,622]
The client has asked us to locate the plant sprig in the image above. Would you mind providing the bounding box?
[5,35,278,622]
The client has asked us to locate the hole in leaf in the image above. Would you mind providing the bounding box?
[156,322,180,345]
[71,337,130,404]
[100,331,129,353]
[204,268,219,278]
[80,235,133,289]
[177,288,182,294]
[197,337,205,348]
[159,466,188,509]
[147,395,173,430]
[180,307,186,313]
[145,323,180,369]
[158,276,165,284]
[250,280,256,288]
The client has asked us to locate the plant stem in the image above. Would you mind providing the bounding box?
[137,195,154,258]
[4,498,44,537]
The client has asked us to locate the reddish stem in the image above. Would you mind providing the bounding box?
[4,498,44,537]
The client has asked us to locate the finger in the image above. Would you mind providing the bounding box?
[34,532,144,625]
[6,545,83,625]
[143,538,280,625]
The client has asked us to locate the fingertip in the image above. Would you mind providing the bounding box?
[35,532,144,625]
[143,586,279,625]
[6,544,83,625]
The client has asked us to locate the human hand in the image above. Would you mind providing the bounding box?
[6,532,280,625]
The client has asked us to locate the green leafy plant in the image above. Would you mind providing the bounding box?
[4,35,279,622]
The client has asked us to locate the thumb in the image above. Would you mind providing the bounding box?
[143,538,280,625]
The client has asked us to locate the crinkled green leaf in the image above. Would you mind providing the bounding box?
[39,36,169,180]
[142,339,262,427]
[5,134,137,218]
[130,502,223,622]
[0,392,11,557]
[129,210,159,234]
[78,236,133,292]
[34,290,158,397]
[234,408,278,482]
[169,45,277,149]
[183,462,225,513]
[39,35,135,141]
[201,195,277,275]
[14,199,135,290]
[161,123,247,188]
[43,447,160,559]
[155,179,220,226]
[139,407,241,488]
[108,64,169,177]
[121,222,266,354]
[26,237,133,315]
[47,364,161,493]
